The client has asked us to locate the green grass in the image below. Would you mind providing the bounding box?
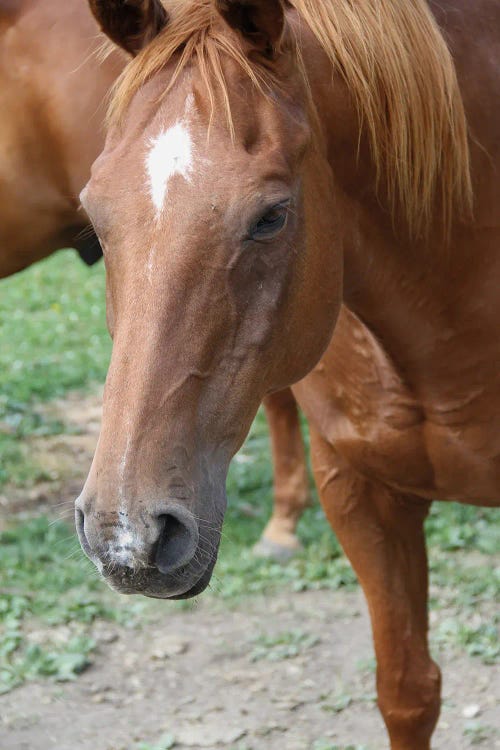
[0,250,110,485]
[249,628,320,662]
[0,251,499,693]
[0,251,109,401]
[136,736,176,750]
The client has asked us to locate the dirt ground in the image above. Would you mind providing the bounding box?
[2,589,499,750]
[1,392,499,750]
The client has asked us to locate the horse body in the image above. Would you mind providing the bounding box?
[0,0,123,277]
[78,0,499,747]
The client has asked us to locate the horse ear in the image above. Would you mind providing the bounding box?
[214,0,285,57]
[88,0,168,56]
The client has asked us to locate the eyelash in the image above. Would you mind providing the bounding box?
[249,202,290,241]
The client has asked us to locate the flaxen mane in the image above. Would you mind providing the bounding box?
[109,0,472,237]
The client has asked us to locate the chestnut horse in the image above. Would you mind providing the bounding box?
[77,0,499,747]
[0,0,309,555]
[0,0,122,277]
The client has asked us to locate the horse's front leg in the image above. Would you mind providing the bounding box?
[310,429,441,750]
[254,388,311,559]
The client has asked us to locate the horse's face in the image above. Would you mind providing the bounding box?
[78,0,342,598]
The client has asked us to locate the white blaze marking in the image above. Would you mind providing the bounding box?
[112,435,138,564]
[146,98,195,216]
[118,435,131,504]
[112,529,136,566]
[147,246,157,283]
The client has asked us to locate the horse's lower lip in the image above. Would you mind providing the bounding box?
[164,563,214,600]
[144,551,217,600]
[101,545,218,600]
[103,568,206,599]
[103,572,201,599]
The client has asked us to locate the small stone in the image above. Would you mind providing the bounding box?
[176,723,246,747]
[301,679,315,689]
[462,704,480,719]
[255,722,287,737]
[176,695,196,708]
[93,625,119,645]
[123,652,139,668]
[90,682,113,694]
[150,636,190,660]
[249,681,266,693]
[91,693,109,704]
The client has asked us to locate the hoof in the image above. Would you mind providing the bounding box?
[252,536,302,561]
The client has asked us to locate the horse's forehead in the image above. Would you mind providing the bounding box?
[96,72,304,222]
[145,93,197,216]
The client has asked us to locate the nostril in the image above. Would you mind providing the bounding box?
[75,507,93,560]
[155,512,197,575]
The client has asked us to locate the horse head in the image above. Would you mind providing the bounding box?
[76,0,342,598]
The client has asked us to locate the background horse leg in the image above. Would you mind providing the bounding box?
[310,429,441,750]
[254,388,311,559]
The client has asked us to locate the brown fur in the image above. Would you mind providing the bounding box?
[0,0,123,277]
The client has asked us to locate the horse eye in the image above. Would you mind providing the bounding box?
[250,203,289,241]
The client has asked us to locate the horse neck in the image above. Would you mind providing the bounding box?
[296,6,500,393]
[295,28,413,295]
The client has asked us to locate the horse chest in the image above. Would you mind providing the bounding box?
[294,305,500,506]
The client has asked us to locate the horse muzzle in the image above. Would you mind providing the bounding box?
[75,499,219,599]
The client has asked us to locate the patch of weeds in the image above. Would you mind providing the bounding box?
[249,629,320,662]
[0,429,55,487]
[432,617,499,664]
[321,692,353,713]
[214,543,357,601]
[136,734,176,750]
[320,680,376,715]
[0,517,115,622]
[428,555,499,666]
[313,741,368,750]
[463,721,497,746]
[0,635,94,694]
[0,251,110,487]
[429,556,499,610]
[0,400,68,485]
[0,516,149,693]
[426,503,500,556]
[355,656,376,674]
[0,252,109,402]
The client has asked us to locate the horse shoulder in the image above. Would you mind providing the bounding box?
[294,305,436,495]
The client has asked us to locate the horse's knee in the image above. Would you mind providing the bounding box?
[378,659,441,750]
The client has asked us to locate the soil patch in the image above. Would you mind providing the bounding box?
[2,589,499,750]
